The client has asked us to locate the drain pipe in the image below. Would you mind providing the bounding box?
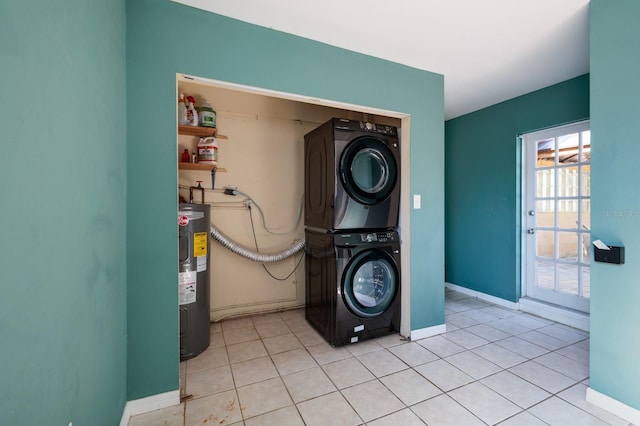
[210,225,305,263]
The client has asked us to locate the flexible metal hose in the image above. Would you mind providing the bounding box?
[210,225,305,263]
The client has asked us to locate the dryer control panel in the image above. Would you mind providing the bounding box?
[334,118,398,136]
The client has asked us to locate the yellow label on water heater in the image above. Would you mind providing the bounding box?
[193,232,207,257]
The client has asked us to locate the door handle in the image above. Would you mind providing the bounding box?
[527,229,536,235]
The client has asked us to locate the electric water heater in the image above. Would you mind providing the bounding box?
[178,203,211,361]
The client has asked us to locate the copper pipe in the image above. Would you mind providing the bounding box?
[189,181,205,204]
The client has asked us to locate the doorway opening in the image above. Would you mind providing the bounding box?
[176,73,413,336]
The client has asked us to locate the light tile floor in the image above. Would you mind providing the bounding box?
[129,289,633,425]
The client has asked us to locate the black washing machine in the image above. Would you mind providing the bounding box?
[305,229,401,346]
[304,118,400,231]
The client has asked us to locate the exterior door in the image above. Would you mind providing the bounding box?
[522,121,591,313]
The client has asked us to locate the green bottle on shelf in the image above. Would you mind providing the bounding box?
[199,100,216,128]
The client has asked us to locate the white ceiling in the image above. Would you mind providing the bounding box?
[173,0,590,119]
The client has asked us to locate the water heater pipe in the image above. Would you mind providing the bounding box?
[189,181,205,204]
[210,225,305,263]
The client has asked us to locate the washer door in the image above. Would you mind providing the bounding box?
[342,249,398,317]
[340,136,398,205]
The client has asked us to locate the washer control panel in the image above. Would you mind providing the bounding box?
[360,231,396,243]
[334,231,398,246]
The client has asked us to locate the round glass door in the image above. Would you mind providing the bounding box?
[343,249,398,317]
[340,136,398,205]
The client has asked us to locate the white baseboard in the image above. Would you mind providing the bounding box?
[586,387,640,425]
[445,282,589,331]
[519,298,589,332]
[445,282,520,310]
[119,389,180,426]
[410,323,446,341]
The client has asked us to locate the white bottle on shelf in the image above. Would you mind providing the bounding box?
[178,93,189,125]
[197,137,218,166]
[186,96,198,126]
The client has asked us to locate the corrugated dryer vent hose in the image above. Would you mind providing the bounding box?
[210,225,305,263]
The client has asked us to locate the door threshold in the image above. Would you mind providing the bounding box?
[519,297,589,332]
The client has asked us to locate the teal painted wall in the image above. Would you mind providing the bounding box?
[445,75,589,302]
[127,0,444,398]
[590,0,640,411]
[0,1,127,425]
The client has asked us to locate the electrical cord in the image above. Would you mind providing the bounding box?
[234,189,303,236]
[248,204,304,281]
[191,185,303,235]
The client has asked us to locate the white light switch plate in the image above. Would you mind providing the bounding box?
[413,194,421,209]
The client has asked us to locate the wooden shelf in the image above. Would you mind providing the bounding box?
[178,125,228,172]
[178,162,227,172]
[178,125,228,139]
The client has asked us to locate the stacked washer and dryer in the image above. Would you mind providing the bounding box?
[304,118,402,346]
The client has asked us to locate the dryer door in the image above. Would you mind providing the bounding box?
[340,136,398,205]
[342,249,399,317]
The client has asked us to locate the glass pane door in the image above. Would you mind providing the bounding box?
[523,121,590,313]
